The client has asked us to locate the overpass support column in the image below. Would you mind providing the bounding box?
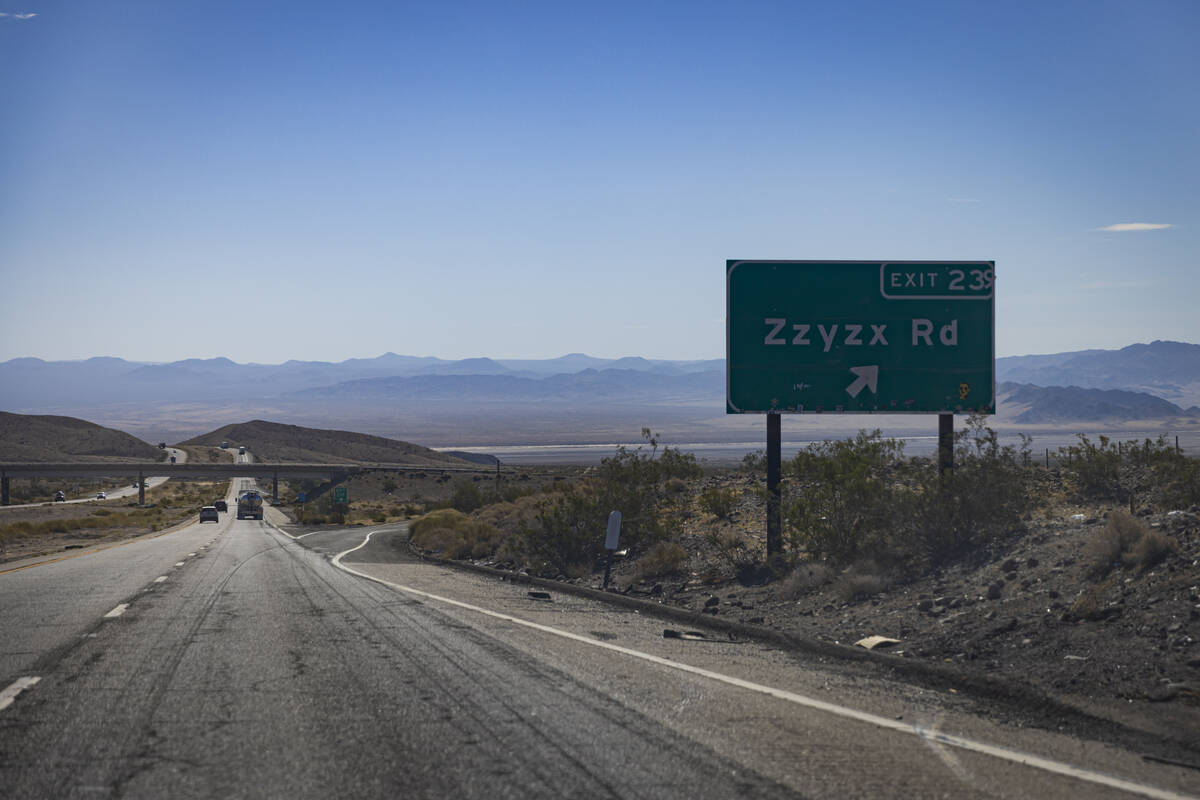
[272,472,278,503]
[138,471,145,506]
[1,472,9,506]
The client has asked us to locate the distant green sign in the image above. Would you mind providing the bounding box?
[333,487,348,503]
[727,261,995,414]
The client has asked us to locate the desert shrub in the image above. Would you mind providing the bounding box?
[702,528,757,576]
[784,429,906,564]
[912,419,1032,565]
[783,417,1032,570]
[699,488,737,519]
[1148,449,1200,509]
[1084,510,1145,578]
[1059,434,1123,500]
[741,450,766,474]
[450,480,484,513]
[1069,576,1118,621]
[634,541,689,580]
[835,571,890,602]
[516,431,699,575]
[1125,528,1179,572]
[1083,510,1179,578]
[664,478,689,498]
[371,512,387,523]
[409,509,501,560]
[776,562,833,600]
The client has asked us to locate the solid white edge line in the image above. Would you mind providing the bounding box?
[326,529,1194,800]
[103,603,129,618]
[0,676,41,712]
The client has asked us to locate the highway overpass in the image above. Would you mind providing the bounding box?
[0,461,496,505]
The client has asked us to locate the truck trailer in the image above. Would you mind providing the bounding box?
[236,491,264,520]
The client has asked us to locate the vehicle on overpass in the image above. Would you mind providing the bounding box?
[54,490,66,502]
[236,491,263,520]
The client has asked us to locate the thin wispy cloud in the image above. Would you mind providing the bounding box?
[1081,280,1153,291]
[1095,222,1173,232]
[0,12,38,18]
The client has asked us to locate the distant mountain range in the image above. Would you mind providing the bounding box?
[0,353,723,409]
[1,342,1197,445]
[997,341,1200,408]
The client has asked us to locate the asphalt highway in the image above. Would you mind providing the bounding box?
[1,482,1197,799]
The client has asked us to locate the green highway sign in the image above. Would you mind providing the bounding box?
[333,486,348,503]
[727,261,995,415]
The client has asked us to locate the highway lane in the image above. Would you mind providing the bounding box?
[2,507,1196,798]
[0,514,797,798]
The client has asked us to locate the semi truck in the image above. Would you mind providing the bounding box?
[236,491,264,520]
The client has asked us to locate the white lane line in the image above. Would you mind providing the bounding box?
[331,530,1195,800]
[104,603,129,618]
[174,562,185,567]
[153,576,168,583]
[0,676,40,713]
[187,552,196,557]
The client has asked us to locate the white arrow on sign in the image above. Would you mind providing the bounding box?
[845,365,879,398]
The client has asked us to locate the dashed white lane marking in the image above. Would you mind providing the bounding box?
[187,552,196,557]
[103,603,129,618]
[153,576,168,583]
[174,562,185,567]
[0,676,40,713]
[330,529,1195,800]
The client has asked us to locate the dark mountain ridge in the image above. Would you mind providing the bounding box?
[181,420,474,466]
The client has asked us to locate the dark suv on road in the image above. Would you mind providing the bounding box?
[54,490,66,502]
[199,506,219,523]
[214,500,228,512]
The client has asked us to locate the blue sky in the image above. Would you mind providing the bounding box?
[1,0,1196,363]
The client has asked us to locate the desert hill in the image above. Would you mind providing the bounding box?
[997,340,1200,407]
[181,420,475,466]
[997,382,1199,424]
[0,411,166,462]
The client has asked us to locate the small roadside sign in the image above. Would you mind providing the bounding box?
[605,511,622,550]
[333,487,348,503]
[297,492,307,503]
[602,510,622,590]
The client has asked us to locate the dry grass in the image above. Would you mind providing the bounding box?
[776,562,834,600]
[1069,575,1118,620]
[633,541,689,580]
[835,571,891,602]
[699,487,737,519]
[1124,528,1179,572]
[1084,510,1180,579]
